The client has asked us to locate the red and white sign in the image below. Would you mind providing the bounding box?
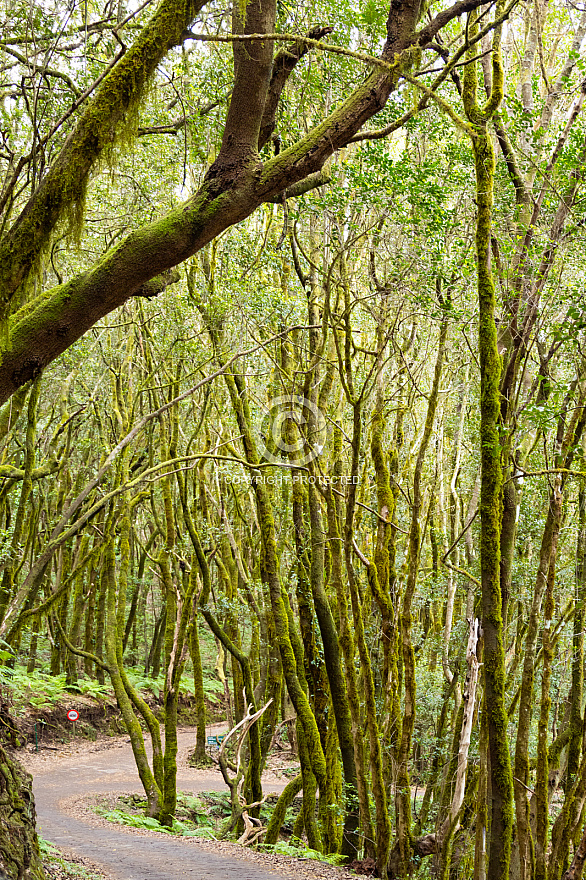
[66,709,79,722]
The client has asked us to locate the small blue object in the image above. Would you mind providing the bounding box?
[207,736,218,746]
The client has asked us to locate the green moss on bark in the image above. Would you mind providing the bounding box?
[0,0,206,311]
[0,746,45,880]
[264,775,303,845]
[461,8,514,877]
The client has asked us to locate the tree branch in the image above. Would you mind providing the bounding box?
[267,169,331,203]
[0,0,207,314]
[258,25,334,150]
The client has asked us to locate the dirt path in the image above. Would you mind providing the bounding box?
[23,728,347,880]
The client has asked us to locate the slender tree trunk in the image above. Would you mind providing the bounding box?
[104,536,163,818]
[462,11,515,877]
[189,587,207,764]
[535,538,558,880]
[326,441,375,858]
[514,487,562,880]
[395,306,447,876]
[568,481,586,787]
[345,403,390,878]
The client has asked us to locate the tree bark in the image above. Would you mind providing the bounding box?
[0,746,45,880]
[462,10,515,879]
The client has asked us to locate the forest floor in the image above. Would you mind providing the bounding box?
[20,726,359,880]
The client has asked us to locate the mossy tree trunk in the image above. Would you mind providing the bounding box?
[189,501,264,810]
[188,595,208,764]
[103,522,164,818]
[369,287,403,791]
[218,350,337,851]
[534,541,557,880]
[0,746,45,880]
[174,458,208,765]
[461,8,514,879]
[568,477,586,789]
[395,305,447,877]
[514,485,563,880]
[344,402,391,879]
[65,535,89,686]
[514,386,586,877]
[286,253,360,858]
[325,429,375,859]
[0,378,41,625]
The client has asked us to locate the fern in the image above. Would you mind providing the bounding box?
[39,837,104,878]
[94,806,215,838]
[261,840,346,865]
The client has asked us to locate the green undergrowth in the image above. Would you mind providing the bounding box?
[95,807,210,837]
[187,751,215,768]
[126,667,224,704]
[94,792,218,838]
[94,790,344,865]
[4,668,110,710]
[2,664,224,711]
[258,840,347,865]
[40,838,105,879]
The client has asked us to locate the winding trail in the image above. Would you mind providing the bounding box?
[26,729,292,880]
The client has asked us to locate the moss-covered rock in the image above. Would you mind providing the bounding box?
[0,745,45,879]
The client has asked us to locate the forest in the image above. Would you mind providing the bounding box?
[1,0,586,878]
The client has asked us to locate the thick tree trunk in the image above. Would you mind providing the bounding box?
[0,746,45,880]
[474,125,514,880]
